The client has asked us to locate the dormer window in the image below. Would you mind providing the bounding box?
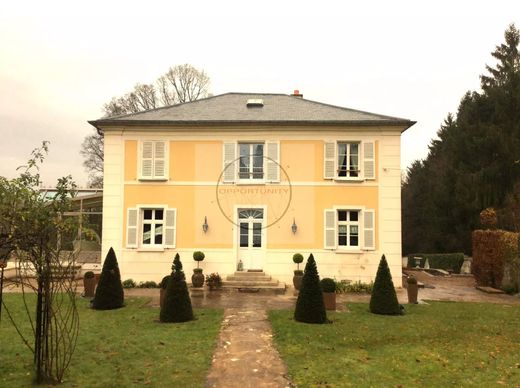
[246,99,264,108]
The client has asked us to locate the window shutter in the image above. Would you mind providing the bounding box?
[126,208,138,248]
[363,209,375,250]
[154,141,166,179]
[266,141,280,182]
[363,142,375,180]
[223,142,236,183]
[164,209,176,248]
[141,141,153,178]
[324,209,336,249]
[324,141,336,179]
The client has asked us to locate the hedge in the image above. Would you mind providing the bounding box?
[407,253,465,273]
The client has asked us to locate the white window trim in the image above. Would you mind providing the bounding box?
[336,141,362,180]
[131,204,177,251]
[138,140,169,181]
[237,142,266,185]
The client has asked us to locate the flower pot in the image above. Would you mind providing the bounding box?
[407,282,418,304]
[192,270,204,288]
[83,277,97,298]
[322,291,336,310]
[293,271,303,290]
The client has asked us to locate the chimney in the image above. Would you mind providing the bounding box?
[291,89,303,98]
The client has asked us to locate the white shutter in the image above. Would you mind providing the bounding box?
[126,208,138,248]
[223,142,236,183]
[266,141,280,182]
[154,141,167,179]
[164,209,176,248]
[141,141,153,178]
[363,209,375,250]
[363,142,375,180]
[324,141,336,179]
[324,209,336,249]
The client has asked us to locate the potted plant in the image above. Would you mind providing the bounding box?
[83,271,96,298]
[292,253,304,290]
[160,275,171,308]
[407,275,419,304]
[320,277,336,310]
[192,251,205,288]
[205,273,222,290]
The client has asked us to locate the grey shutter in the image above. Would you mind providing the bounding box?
[154,141,166,179]
[324,209,336,249]
[223,142,236,183]
[141,141,153,179]
[266,141,280,182]
[363,209,375,250]
[126,208,138,248]
[363,142,375,180]
[324,141,336,179]
[164,209,176,248]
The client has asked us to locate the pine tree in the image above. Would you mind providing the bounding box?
[294,254,327,324]
[369,255,401,315]
[92,247,125,310]
[160,253,194,323]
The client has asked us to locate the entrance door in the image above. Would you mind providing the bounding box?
[238,208,264,270]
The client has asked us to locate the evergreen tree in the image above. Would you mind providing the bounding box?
[369,255,401,315]
[92,247,125,310]
[294,254,327,324]
[160,253,194,323]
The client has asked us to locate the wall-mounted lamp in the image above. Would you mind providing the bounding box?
[202,216,209,233]
[291,218,298,234]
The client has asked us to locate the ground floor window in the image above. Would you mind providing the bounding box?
[337,210,359,247]
[142,208,163,246]
[126,206,176,249]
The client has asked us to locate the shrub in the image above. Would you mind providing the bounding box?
[138,280,159,288]
[193,251,205,268]
[320,278,336,293]
[160,253,194,323]
[294,254,327,324]
[122,279,136,288]
[160,275,171,289]
[343,281,374,294]
[406,253,465,273]
[205,273,222,288]
[92,247,125,310]
[407,276,417,285]
[369,255,401,315]
[293,253,304,271]
[84,271,95,279]
[480,207,498,229]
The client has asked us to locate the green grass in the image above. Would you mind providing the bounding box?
[0,294,223,387]
[269,302,520,387]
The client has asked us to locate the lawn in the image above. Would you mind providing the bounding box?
[269,302,520,387]
[0,294,223,387]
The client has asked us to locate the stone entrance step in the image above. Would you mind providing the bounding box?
[222,271,286,293]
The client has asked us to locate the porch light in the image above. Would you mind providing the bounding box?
[202,216,209,233]
[291,218,298,234]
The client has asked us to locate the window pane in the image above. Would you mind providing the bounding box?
[155,209,164,220]
[143,223,151,244]
[154,225,163,244]
[338,210,347,221]
[253,222,262,247]
[350,235,358,246]
[144,210,153,220]
[350,225,359,235]
[338,143,347,155]
[338,235,347,246]
[350,143,359,155]
[338,225,347,233]
[253,144,263,157]
[338,154,347,177]
[350,211,359,222]
[239,144,249,157]
[240,223,248,247]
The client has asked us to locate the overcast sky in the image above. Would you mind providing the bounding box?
[1,1,519,187]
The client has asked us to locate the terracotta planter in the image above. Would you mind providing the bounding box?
[192,271,204,288]
[322,292,336,310]
[407,283,418,304]
[293,272,303,290]
[83,277,96,298]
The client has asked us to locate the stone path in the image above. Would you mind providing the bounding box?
[205,305,294,388]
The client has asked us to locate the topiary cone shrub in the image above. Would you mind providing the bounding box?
[369,254,401,315]
[160,253,194,323]
[294,254,327,324]
[92,247,125,310]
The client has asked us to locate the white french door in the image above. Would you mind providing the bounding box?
[237,208,264,270]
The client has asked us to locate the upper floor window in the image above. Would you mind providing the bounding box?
[337,142,359,178]
[239,143,264,180]
[139,140,168,180]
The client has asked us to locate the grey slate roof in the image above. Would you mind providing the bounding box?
[89,93,415,130]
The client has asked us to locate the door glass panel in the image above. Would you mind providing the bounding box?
[252,223,262,247]
[239,223,248,247]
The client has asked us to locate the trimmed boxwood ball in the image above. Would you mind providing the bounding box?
[193,251,205,268]
[293,253,304,271]
[320,277,336,293]
[294,254,327,324]
[369,254,401,315]
[92,247,124,310]
[160,253,194,323]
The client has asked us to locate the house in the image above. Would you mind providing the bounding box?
[88,91,415,287]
